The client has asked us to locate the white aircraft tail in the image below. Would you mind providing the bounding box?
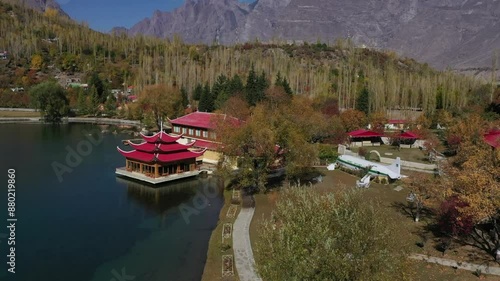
[387,157,401,175]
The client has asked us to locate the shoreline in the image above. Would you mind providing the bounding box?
[201,179,241,280]
[0,116,141,127]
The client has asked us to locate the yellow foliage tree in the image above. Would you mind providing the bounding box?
[30,54,43,70]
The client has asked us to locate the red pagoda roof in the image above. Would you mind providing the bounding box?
[348,129,384,138]
[397,131,420,139]
[156,149,206,163]
[140,131,182,143]
[484,130,500,148]
[117,147,206,163]
[117,148,156,163]
[169,112,241,130]
[128,141,195,153]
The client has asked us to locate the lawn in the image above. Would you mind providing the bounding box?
[350,144,431,164]
[250,169,499,280]
[0,110,41,117]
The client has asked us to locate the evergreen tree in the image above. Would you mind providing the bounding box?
[356,87,370,115]
[199,83,214,112]
[245,65,258,106]
[180,86,189,108]
[88,72,106,103]
[90,85,100,116]
[229,74,244,95]
[275,71,283,87]
[76,90,88,115]
[104,94,116,116]
[281,77,293,96]
[193,83,203,101]
[275,72,293,96]
[212,74,228,100]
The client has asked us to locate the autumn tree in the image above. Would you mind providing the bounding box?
[138,84,183,128]
[340,109,367,132]
[219,95,250,121]
[438,115,500,257]
[218,96,321,189]
[369,111,388,133]
[30,54,44,70]
[256,187,411,281]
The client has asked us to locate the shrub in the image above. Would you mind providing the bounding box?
[437,196,474,237]
[255,187,411,281]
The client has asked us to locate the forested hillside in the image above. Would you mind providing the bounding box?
[0,0,489,115]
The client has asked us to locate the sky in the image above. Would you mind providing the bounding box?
[57,0,254,33]
[57,0,186,32]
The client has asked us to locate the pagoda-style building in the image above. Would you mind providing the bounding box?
[115,130,206,184]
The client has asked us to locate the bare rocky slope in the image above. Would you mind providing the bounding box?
[117,0,500,72]
[5,0,67,15]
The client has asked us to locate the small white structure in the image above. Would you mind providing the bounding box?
[356,174,371,188]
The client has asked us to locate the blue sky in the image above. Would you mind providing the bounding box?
[57,0,254,32]
[57,0,185,32]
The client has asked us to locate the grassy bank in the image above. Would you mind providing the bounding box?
[250,170,498,280]
[0,110,41,117]
[202,187,240,281]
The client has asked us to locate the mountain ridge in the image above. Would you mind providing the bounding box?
[116,0,500,72]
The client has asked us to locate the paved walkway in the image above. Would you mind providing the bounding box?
[233,202,262,281]
[410,254,500,276]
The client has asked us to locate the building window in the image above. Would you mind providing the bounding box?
[202,131,208,138]
[174,126,180,133]
[189,128,194,136]
[182,128,187,134]
[210,132,217,139]
[195,129,200,137]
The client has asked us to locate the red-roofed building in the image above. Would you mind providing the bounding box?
[169,112,241,164]
[115,130,206,184]
[347,129,384,147]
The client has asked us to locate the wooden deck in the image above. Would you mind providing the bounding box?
[115,167,201,184]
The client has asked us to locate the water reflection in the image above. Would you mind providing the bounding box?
[117,177,200,214]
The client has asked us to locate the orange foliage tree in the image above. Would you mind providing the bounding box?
[340,109,367,132]
[439,115,500,256]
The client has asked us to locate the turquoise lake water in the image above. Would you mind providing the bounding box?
[0,123,223,281]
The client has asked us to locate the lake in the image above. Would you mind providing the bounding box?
[0,123,223,281]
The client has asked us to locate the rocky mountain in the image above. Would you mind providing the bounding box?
[5,0,66,14]
[120,0,500,72]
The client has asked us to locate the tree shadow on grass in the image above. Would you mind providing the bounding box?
[390,201,436,222]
